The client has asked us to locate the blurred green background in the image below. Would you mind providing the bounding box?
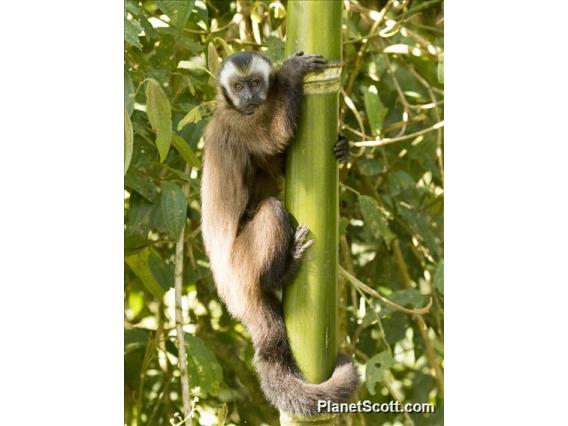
[124,1,444,425]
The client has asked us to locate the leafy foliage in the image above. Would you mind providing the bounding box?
[124,1,443,425]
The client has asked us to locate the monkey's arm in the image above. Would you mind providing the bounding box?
[254,53,327,156]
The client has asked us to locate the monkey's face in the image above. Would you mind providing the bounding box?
[226,76,267,114]
[219,53,271,115]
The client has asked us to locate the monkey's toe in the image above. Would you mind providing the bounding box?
[292,225,314,260]
[292,239,314,260]
[294,225,310,242]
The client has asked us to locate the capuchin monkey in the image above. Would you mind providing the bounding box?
[200,51,357,415]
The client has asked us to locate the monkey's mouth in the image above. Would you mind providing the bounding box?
[240,104,259,115]
[239,102,260,115]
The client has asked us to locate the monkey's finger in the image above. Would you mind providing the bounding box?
[304,55,327,61]
[334,141,349,151]
[294,50,304,56]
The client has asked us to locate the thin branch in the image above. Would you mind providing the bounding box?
[341,88,367,136]
[353,120,444,147]
[174,163,192,421]
[340,266,433,315]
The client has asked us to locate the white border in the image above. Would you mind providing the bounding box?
[446,0,568,424]
[0,1,123,424]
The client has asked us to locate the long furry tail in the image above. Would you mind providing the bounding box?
[249,296,360,416]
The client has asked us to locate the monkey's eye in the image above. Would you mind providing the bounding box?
[251,79,260,87]
[234,83,243,92]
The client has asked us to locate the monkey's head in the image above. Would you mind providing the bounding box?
[219,52,271,115]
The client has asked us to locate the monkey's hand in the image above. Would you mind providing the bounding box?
[334,134,350,162]
[284,51,328,75]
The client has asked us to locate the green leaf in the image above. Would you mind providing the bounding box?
[176,35,202,54]
[125,247,166,299]
[160,181,187,240]
[434,259,444,295]
[148,252,174,290]
[145,79,172,162]
[124,16,143,49]
[177,105,202,130]
[125,231,150,255]
[358,158,384,176]
[380,288,428,318]
[125,70,135,116]
[124,328,150,354]
[207,42,221,77]
[124,328,149,346]
[366,351,394,395]
[124,1,141,16]
[128,292,145,317]
[184,335,223,395]
[177,101,215,131]
[363,85,388,136]
[128,192,153,236]
[382,312,408,345]
[389,170,415,194]
[125,168,158,202]
[174,0,194,35]
[172,135,201,168]
[391,288,427,308]
[358,195,395,245]
[437,59,444,84]
[265,36,285,62]
[124,106,133,174]
[157,0,195,34]
[213,37,233,56]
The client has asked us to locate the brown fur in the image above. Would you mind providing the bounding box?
[201,52,359,415]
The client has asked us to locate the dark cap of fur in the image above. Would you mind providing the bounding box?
[220,51,272,74]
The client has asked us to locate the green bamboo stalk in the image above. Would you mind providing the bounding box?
[282,1,343,425]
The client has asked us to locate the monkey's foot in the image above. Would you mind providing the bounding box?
[292,225,314,260]
[334,134,350,162]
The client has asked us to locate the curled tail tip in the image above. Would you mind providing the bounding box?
[329,353,360,400]
[258,353,360,416]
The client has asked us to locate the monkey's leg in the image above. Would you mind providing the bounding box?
[234,197,295,292]
[334,134,350,162]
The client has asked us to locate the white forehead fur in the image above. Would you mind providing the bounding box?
[219,61,239,90]
[250,55,271,86]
